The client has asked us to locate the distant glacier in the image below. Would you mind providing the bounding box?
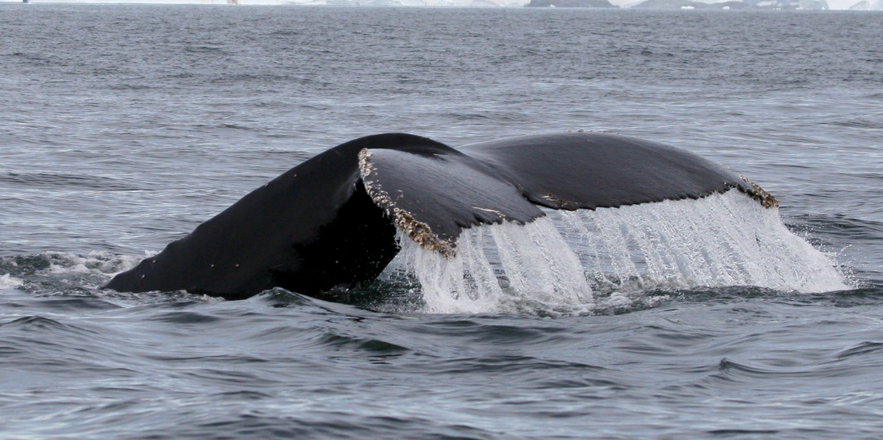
[195,0,881,8]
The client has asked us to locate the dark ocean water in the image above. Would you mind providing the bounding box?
[2,4,883,439]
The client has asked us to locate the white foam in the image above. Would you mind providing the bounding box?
[0,274,24,290]
[383,190,848,314]
[42,251,151,277]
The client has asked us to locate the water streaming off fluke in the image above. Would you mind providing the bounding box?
[383,190,849,313]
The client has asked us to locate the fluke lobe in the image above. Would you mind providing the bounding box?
[104,132,776,300]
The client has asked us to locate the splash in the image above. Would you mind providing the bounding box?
[383,190,848,314]
[0,274,24,290]
[554,189,848,293]
[387,218,592,313]
[0,252,149,292]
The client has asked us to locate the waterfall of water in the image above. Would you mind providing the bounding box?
[382,190,848,313]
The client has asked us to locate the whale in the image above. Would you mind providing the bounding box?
[104,132,776,300]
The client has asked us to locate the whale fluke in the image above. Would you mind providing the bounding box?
[462,133,762,210]
[104,132,775,300]
[358,147,544,256]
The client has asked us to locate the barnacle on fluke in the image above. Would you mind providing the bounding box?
[105,132,776,300]
[740,175,779,209]
[542,193,577,209]
[360,148,455,257]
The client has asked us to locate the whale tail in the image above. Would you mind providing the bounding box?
[105,132,776,300]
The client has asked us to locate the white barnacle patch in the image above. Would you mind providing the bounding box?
[358,149,391,210]
[473,207,507,221]
[357,148,374,178]
[358,148,456,257]
[392,207,454,257]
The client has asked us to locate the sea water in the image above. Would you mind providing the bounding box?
[1,5,883,439]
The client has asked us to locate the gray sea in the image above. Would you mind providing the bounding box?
[2,5,883,439]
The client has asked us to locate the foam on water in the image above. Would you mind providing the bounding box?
[385,190,849,314]
[41,251,149,276]
[0,274,24,290]
[0,251,151,294]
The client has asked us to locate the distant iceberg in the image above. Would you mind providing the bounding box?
[631,0,829,8]
[848,0,881,8]
[525,0,618,7]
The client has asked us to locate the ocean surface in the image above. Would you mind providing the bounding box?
[2,4,883,439]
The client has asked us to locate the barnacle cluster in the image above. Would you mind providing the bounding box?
[358,148,456,257]
[542,193,576,209]
[392,207,455,257]
[739,175,778,209]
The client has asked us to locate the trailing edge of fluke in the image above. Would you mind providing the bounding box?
[104,132,777,300]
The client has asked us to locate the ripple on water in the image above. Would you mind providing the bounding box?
[1,6,882,440]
